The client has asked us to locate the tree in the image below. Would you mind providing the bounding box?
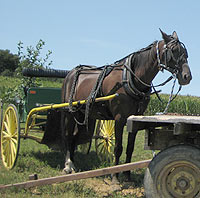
[16,39,52,74]
[0,49,19,75]
[3,39,53,103]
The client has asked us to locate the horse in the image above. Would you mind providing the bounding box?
[61,30,192,182]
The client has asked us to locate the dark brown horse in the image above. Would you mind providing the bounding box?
[61,30,192,181]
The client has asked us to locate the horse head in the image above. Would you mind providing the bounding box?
[159,29,192,85]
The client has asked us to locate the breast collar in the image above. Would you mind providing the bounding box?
[122,54,152,100]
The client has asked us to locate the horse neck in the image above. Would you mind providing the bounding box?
[131,41,164,91]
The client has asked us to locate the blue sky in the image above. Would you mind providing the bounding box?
[1,0,200,96]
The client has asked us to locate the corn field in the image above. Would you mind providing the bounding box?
[146,94,200,116]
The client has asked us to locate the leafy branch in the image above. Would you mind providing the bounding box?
[3,39,53,104]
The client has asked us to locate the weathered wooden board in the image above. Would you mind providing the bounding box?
[127,115,200,125]
[0,159,151,190]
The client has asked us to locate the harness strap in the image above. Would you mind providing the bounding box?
[107,82,124,96]
[122,55,151,100]
[68,65,115,128]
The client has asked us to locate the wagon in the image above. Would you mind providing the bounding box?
[0,68,116,170]
[127,114,200,198]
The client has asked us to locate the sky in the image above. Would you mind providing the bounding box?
[1,0,200,96]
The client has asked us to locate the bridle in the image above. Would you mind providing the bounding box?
[155,39,188,113]
[156,39,188,76]
[124,39,188,113]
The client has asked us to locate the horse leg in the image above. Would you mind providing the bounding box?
[124,130,138,181]
[61,111,76,174]
[112,118,126,184]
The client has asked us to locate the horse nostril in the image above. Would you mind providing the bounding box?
[183,73,191,82]
[184,74,188,80]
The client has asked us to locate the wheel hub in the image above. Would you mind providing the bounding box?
[177,176,189,190]
[166,166,200,197]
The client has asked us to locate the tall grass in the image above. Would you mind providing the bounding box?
[146,94,200,115]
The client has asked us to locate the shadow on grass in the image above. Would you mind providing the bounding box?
[30,149,145,190]
[30,150,65,169]
[31,150,103,171]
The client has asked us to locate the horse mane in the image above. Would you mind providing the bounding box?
[114,41,158,65]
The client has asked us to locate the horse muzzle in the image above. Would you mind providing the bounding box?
[177,63,192,85]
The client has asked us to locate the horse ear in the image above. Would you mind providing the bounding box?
[159,28,171,44]
[172,31,179,40]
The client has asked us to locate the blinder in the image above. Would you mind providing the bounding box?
[160,40,188,75]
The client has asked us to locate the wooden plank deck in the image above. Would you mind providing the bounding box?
[127,115,200,125]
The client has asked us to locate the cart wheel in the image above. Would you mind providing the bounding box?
[0,99,3,129]
[95,120,115,162]
[1,104,20,169]
[0,99,2,151]
[144,144,200,198]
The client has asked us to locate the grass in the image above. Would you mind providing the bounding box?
[0,128,152,198]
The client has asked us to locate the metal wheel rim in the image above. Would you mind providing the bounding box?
[1,105,20,169]
[156,161,200,197]
[95,120,115,162]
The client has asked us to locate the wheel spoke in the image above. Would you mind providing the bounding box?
[3,121,10,134]
[96,140,104,148]
[11,136,18,145]
[1,105,20,169]
[3,141,10,162]
[11,129,18,138]
[10,141,16,162]
[6,112,10,129]
[2,130,10,138]
[95,120,115,162]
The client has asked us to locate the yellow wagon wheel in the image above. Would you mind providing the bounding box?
[0,99,3,129]
[95,120,115,162]
[0,99,3,151]
[1,104,20,169]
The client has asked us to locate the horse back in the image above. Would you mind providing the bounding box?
[62,66,125,103]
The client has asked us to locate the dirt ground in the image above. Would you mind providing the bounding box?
[83,177,144,197]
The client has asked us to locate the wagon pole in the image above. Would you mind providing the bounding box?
[24,94,118,136]
[0,159,151,190]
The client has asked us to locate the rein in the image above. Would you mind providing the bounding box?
[124,40,182,110]
[66,38,185,126]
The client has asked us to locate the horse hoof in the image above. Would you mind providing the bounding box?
[123,171,131,181]
[62,166,76,174]
[62,168,72,174]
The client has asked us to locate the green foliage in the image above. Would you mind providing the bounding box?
[145,94,200,115]
[3,40,53,104]
[16,40,52,75]
[0,49,19,75]
[0,76,62,104]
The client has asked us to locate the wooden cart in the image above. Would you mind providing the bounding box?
[127,115,200,198]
